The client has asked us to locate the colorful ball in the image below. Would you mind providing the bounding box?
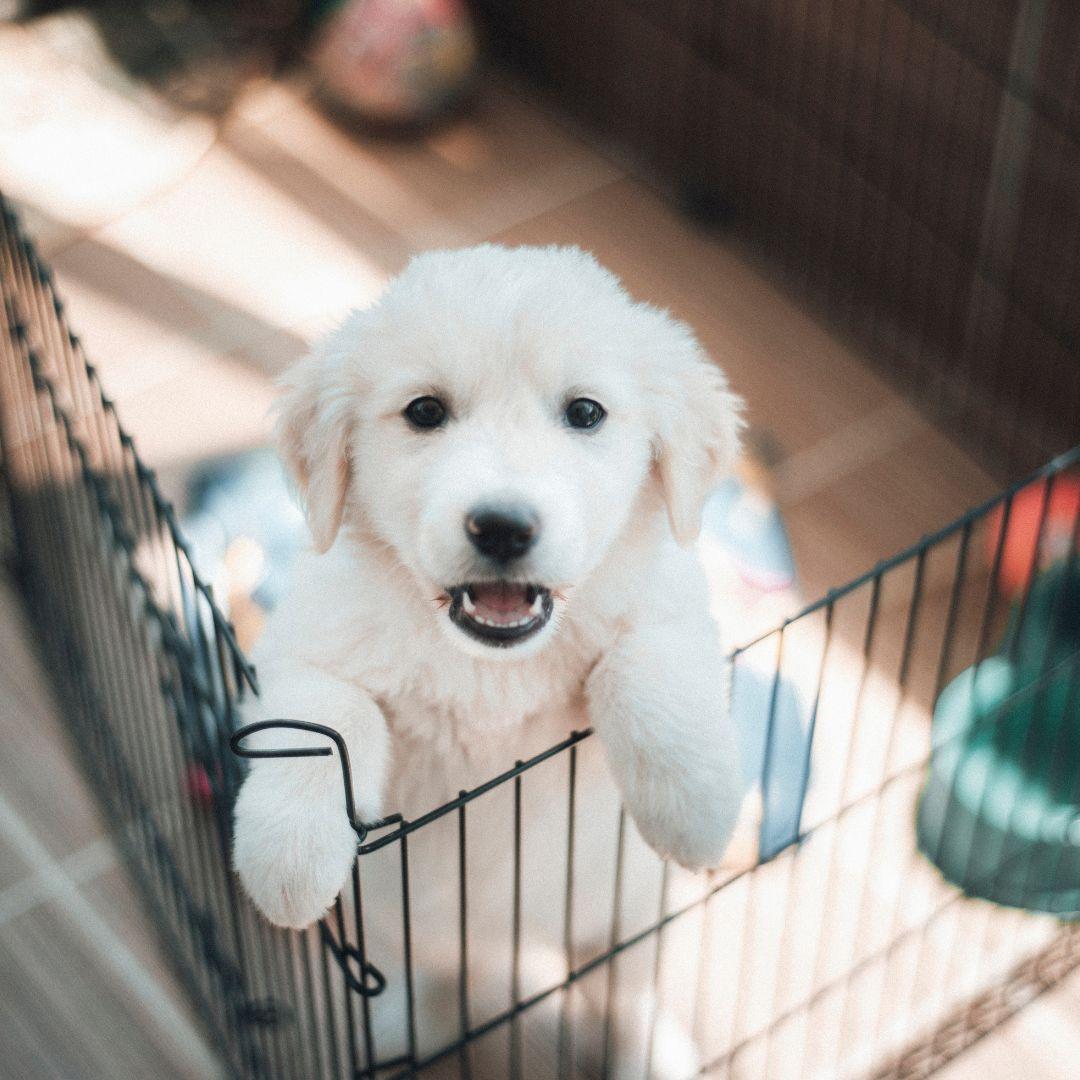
[310,0,477,125]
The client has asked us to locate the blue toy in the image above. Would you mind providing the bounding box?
[183,448,306,617]
[701,443,809,859]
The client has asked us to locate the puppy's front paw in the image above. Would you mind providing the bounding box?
[233,773,360,929]
[633,781,745,872]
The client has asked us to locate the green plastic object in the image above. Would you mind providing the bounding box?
[917,559,1080,915]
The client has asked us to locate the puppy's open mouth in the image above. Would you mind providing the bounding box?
[447,582,554,646]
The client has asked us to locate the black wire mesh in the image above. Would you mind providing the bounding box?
[471,0,1080,481]
[1,188,1079,1080]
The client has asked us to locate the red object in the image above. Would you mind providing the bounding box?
[184,762,215,807]
[988,473,1080,597]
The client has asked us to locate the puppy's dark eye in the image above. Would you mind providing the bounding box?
[564,398,606,430]
[404,396,448,429]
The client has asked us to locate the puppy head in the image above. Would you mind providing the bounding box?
[276,245,742,656]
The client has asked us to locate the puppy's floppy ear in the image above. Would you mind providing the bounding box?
[274,345,356,554]
[652,346,744,547]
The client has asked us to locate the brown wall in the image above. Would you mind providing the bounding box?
[474,0,1080,476]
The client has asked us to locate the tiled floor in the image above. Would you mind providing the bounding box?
[0,7,1068,1079]
[0,579,220,1079]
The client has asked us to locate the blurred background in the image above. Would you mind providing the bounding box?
[1,1,1079,1077]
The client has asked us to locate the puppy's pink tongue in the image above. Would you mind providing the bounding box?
[470,583,530,623]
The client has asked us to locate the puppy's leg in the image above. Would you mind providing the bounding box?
[232,669,389,928]
[586,623,744,871]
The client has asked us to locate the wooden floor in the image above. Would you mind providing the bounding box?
[0,7,1075,1079]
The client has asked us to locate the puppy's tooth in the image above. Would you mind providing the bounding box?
[530,593,543,615]
[462,590,477,615]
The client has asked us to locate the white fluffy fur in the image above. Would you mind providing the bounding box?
[232,244,746,1068]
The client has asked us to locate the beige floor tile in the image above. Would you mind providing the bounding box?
[491,178,900,461]
[225,72,318,130]
[45,241,289,469]
[49,234,308,401]
[0,571,219,1079]
[48,243,222,396]
[0,583,110,880]
[771,398,927,508]
[217,118,414,286]
[93,145,390,349]
[935,966,1080,1080]
[84,75,620,361]
[116,351,278,468]
[5,198,85,261]
[0,861,219,1080]
[221,72,624,266]
[0,21,216,250]
[784,415,999,601]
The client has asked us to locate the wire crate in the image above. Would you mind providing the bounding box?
[2,195,1079,1080]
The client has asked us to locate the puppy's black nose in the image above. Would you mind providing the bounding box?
[465,506,539,563]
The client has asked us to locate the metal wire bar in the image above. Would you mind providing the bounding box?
[557,743,578,1080]
[377,663,1076,1078]
[599,807,628,1078]
[733,446,1080,660]
[456,798,473,1080]
[643,861,672,1080]
[510,770,525,1080]
[822,549,930,1079]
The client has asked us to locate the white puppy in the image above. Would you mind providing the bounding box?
[232,246,745,1041]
